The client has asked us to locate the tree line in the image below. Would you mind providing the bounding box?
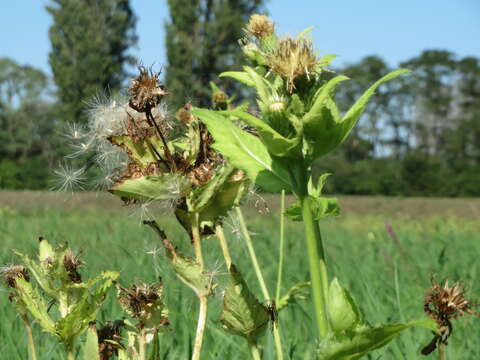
[0,0,478,196]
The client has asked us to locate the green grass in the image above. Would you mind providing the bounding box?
[0,195,479,359]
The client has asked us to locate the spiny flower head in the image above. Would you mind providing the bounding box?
[63,248,83,283]
[0,264,29,289]
[268,37,319,92]
[212,90,229,110]
[128,66,168,113]
[424,280,476,321]
[245,14,275,40]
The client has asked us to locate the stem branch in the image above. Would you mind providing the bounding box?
[21,315,38,360]
[248,340,261,360]
[235,206,283,360]
[275,190,286,302]
[215,224,232,269]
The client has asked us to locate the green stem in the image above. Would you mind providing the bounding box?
[235,206,284,360]
[275,190,286,302]
[235,207,270,299]
[215,224,232,269]
[191,213,208,360]
[192,296,208,360]
[65,344,75,360]
[192,213,205,268]
[248,340,262,360]
[300,196,329,338]
[21,315,38,360]
[438,343,446,360]
[139,328,147,360]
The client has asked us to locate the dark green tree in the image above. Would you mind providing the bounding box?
[46,0,137,123]
[0,58,58,189]
[165,0,263,108]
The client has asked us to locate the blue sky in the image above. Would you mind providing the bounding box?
[1,0,479,75]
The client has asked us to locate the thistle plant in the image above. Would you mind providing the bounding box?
[192,14,445,359]
[4,238,118,360]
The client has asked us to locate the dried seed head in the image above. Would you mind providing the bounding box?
[268,37,319,92]
[128,67,168,113]
[421,279,479,355]
[96,320,124,360]
[425,280,476,321]
[117,282,167,326]
[0,264,29,289]
[212,91,229,110]
[175,104,194,125]
[63,248,83,283]
[245,14,275,39]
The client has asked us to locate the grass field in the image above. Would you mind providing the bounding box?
[1,192,479,359]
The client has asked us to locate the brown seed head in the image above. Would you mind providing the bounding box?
[0,264,29,289]
[128,67,168,113]
[268,37,319,92]
[117,282,162,320]
[175,103,194,125]
[96,320,124,360]
[63,248,83,283]
[245,14,275,39]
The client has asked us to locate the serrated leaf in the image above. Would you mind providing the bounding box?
[339,69,410,145]
[163,240,211,297]
[221,264,270,342]
[15,278,56,336]
[57,271,118,343]
[109,173,191,202]
[192,108,292,192]
[109,135,163,167]
[222,109,302,158]
[327,278,363,334]
[318,318,437,360]
[83,324,100,360]
[285,196,339,221]
[220,71,255,87]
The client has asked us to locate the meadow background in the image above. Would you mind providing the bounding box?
[1,193,479,359]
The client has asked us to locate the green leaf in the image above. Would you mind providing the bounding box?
[327,278,363,334]
[318,318,436,360]
[285,196,339,221]
[109,173,191,202]
[221,264,270,342]
[223,109,302,158]
[83,324,100,360]
[277,281,310,311]
[220,71,255,87]
[192,108,292,192]
[163,240,211,297]
[57,271,118,343]
[109,135,164,167]
[15,278,57,336]
[339,69,411,145]
[243,66,274,105]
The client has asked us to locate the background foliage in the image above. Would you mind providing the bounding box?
[0,0,479,196]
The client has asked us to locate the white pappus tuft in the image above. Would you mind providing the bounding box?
[52,163,87,192]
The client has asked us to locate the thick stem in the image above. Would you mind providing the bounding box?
[215,224,232,269]
[21,315,38,360]
[192,213,205,268]
[138,328,147,360]
[301,196,329,338]
[65,343,75,360]
[248,340,262,360]
[275,190,286,302]
[191,213,208,360]
[235,207,284,360]
[192,296,208,360]
[438,343,446,360]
